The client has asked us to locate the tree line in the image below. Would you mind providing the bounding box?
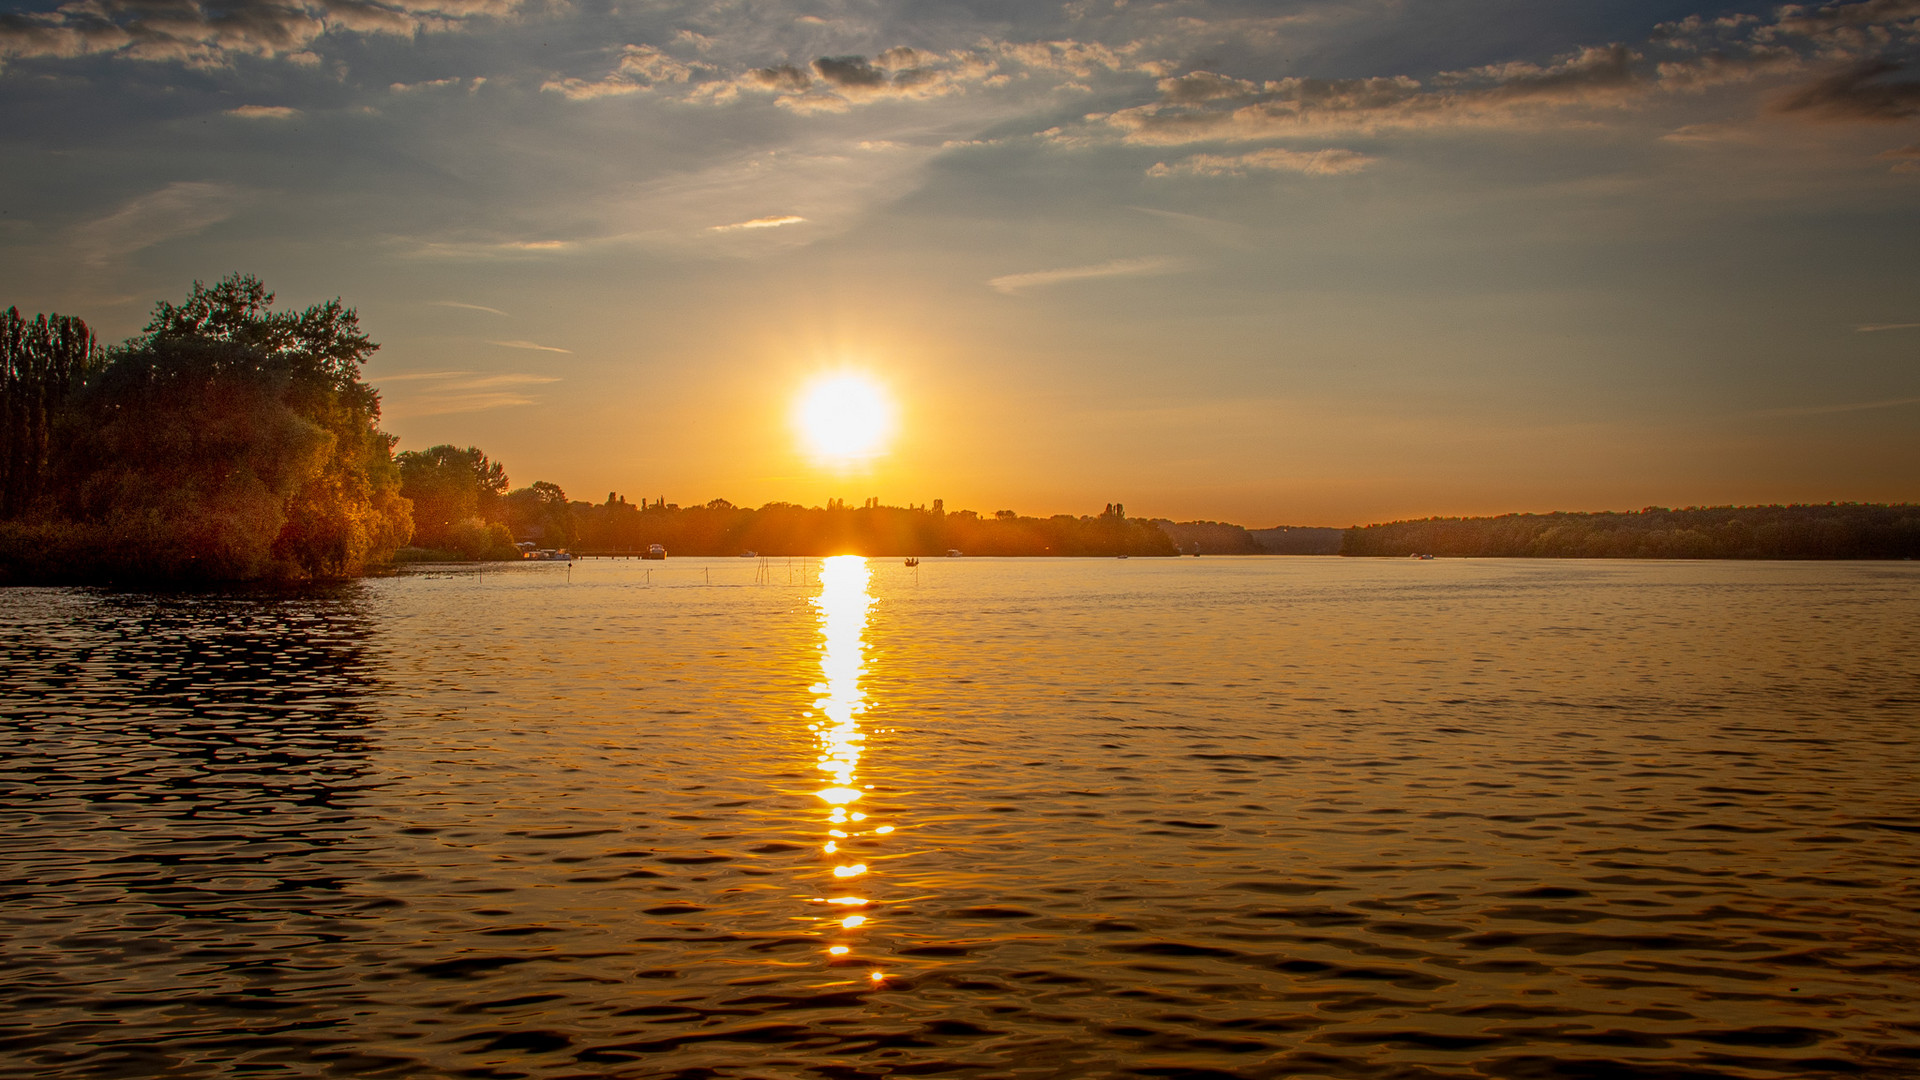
[1341,504,1920,559]
[396,480,1179,559]
[567,497,1175,557]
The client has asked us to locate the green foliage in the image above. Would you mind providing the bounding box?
[0,274,412,583]
[396,444,509,549]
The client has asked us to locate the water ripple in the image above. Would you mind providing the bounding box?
[2,559,1917,1078]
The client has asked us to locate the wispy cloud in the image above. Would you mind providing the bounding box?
[431,301,509,315]
[1857,322,1920,332]
[401,238,575,259]
[541,44,708,100]
[376,370,561,418]
[710,214,806,231]
[69,181,238,268]
[490,339,571,353]
[392,76,484,93]
[378,370,559,386]
[1878,144,1920,172]
[1755,394,1920,417]
[988,256,1188,295]
[388,392,544,418]
[455,373,560,388]
[1147,146,1374,177]
[373,370,473,382]
[226,105,298,119]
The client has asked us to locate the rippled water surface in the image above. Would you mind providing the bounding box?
[3,556,1918,1079]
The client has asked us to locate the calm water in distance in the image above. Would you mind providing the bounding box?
[2,556,1917,1079]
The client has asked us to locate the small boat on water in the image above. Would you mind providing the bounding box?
[643,544,667,560]
[739,551,758,558]
[904,557,919,567]
[945,549,962,558]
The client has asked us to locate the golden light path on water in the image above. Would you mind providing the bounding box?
[806,555,891,980]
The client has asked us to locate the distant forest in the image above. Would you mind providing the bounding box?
[1342,505,1920,559]
[387,446,1179,559]
[517,496,1176,558]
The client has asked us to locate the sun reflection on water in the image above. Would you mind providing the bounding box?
[807,555,886,966]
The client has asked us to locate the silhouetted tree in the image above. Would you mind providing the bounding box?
[0,307,99,518]
[11,274,414,581]
[504,480,576,547]
[396,444,509,549]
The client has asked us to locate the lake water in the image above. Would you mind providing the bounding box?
[2,556,1917,1079]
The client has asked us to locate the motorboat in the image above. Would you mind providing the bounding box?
[643,544,667,560]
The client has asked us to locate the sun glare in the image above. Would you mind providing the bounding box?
[796,373,894,465]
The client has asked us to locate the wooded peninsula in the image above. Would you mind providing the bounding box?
[2,278,1915,584]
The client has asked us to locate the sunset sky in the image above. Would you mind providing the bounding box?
[3,0,1916,525]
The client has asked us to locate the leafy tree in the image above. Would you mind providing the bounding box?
[6,274,412,582]
[445,517,518,560]
[396,445,509,549]
[504,480,576,547]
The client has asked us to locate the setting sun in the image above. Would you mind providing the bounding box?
[795,374,894,466]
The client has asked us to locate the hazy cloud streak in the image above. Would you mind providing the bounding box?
[490,339,571,353]
[376,368,560,418]
[710,214,806,231]
[989,256,1187,295]
[227,105,300,119]
[1148,147,1374,177]
[70,181,238,267]
[431,301,509,315]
